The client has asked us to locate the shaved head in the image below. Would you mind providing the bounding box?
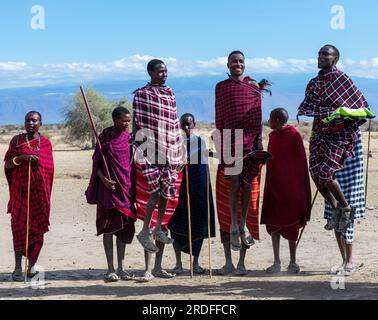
[271,108,289,125]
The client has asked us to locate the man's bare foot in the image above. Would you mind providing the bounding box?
[214,264,236,275]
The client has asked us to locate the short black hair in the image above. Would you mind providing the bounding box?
[180,113,196,123]
[25,111,42,122]
[147,59,165,73]
[228,50,245,61]
[112,106,130,119]
[324,44,340,59]
[271,108,289,125]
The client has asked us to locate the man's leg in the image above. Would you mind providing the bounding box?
[137,191,160,252]
[229,175,241,249]
[239,180,254,246]
[331,231,347,273]
[266,232,281,273]
[316,182,338,209]
[215,242,235,275]
[140,191,160,234]
[287,240,300,274]
[103,234,119,281]
[153,241,175,278]
[235,248,248,275]
[116,238,133,279]
[153,196,173,244]
[103,234,115,274]
[12,252,23,281]
[173,249,183,274]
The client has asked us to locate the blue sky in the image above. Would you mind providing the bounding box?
[0,0,378,87]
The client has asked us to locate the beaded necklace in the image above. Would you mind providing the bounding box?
[25,133,41,151]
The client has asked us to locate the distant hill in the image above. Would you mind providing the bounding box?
[0,74,377,125]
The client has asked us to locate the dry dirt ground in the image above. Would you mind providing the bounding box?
[0,129,377,300]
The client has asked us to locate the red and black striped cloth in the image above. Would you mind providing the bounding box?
[215,76,263,181]
[298,68,371,184]
[215,76,262,153]
[4,134,54,263]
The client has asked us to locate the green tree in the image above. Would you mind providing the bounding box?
[64,88,113,148]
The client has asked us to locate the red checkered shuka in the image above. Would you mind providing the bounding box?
[215,76,263,163]
[298,68,370,127]
[4,134,54,263]
[133,83,183,167]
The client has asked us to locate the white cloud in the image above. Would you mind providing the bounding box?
[1,55,378,88]
[0,62,27,71]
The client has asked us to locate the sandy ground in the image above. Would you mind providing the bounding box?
[0,130,377,300]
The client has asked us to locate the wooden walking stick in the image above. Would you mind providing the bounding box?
[365,119,372,203]
[185,166,194,279]
[24,161,32,283]
[296,190,319,249]
[80,86,111,180]
[206,166,213,279]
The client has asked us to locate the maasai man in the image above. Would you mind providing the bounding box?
[4,111,54,282]
[132,59,183,254]
[169,113,216,275]
[297,45,372,245]
[325,131,365,276]
[86,106,136,282]
[261,108,311,274]
[214,50,271,275]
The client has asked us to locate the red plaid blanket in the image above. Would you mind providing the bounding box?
[4,134,54,262]
[133,83,183,167]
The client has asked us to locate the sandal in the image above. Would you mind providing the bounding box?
[214,264,236,276]
[234,266,248,276]
[193,265,206,275]
[152,269,176,279]
[135,271,155,283]
[337,207,355,233]
[230,226,241,251]
[172,266,184,275]
[153,230,174,245]
[266,263,281,274]
[287,263,300,274]
[137,232,159,253]
[118,270,134,281]
[325,207,341,231]
[239,225,255,247]
[104,272,120,283]
[12,270,24,282]
[339,265,356,276]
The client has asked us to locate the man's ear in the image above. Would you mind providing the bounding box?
[333,56,339,66]
[227,62,230,69]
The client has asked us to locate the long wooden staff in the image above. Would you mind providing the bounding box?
[296,190,319,249]
[80,86,111,180]
[185,166,194,279]
[365,120,372,203]
[206,166,213,278]
[24,161,32,283]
